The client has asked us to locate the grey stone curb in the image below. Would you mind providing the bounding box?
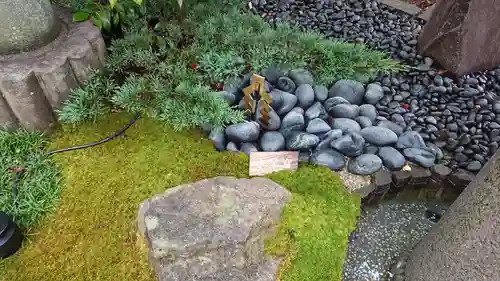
[339,164,474,205]
[379,0,435,22]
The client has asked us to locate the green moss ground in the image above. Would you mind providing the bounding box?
[267,169,360,280]
[0,114,359,281]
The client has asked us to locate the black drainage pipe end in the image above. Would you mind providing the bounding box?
[0,211,23,259]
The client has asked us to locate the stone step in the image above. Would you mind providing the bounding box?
[197,259,281,281]
[138,177,291,281]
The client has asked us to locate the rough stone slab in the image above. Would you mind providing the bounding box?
[0,72,56,132]
[391,170,411,188]
[0,6,105,133]
[379,0,422,15]
[137,177,291,281]
[36,58,80,110]
[0,94,17,131]
[338,170,374,198]
[197,259,281,281]
[418,0,500,76]
[448,168,475,189]
[418,5,435,21]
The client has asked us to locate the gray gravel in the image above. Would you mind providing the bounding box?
[250,0,500,173]
[342,200,449,281]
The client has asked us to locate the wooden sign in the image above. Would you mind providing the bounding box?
[249,151,299,176]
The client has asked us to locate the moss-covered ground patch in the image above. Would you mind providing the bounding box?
[0,113,359,281]
[267,169,360,281]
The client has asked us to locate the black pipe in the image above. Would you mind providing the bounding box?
[4,115,140,258]
[0,211,23,259]
[11,168,25,201]
[47,116,139,156]
[12,116,139,201]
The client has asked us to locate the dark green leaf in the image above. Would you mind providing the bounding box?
[156,37,167,49]
[96,9,111,30]
[72,11,89,22]
[113,13,120,25]
[91,16,103,29]
[114,2,125,13]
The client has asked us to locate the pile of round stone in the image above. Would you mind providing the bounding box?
[247,0,500,173]
[209,67,446,176]
[372,68,500,173]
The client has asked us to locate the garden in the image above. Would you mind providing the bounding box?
[1,0,499,280]
[0,0,401,279]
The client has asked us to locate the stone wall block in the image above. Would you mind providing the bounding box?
[0,72,56,133]
[409,165,431,188]
[447,168,475,191]
[0,94,18,131]
[367,170,392,203]
[390,170,411,193]
[35,58,80,110]
[65,38,102,84]
[0,6,105,132]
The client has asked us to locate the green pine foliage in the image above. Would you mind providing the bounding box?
[193,10,405,84]
[111,75,151,114]
[198,50,246,83]
[155,81,245,131]
[57,70,116,124]
[58,0,405,130]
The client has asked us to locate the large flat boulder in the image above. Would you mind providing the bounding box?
[418,0,500,76]
[137,176,291,281]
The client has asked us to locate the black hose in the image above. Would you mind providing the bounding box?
[11,168,25,201]
[11,115,140,201]
[47,116,139,156]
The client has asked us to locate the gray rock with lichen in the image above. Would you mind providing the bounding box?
[0,0,60,54]
[137,177,291,281]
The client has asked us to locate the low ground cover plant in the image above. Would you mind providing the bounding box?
[58,0,403,131]
[0,131,59,229]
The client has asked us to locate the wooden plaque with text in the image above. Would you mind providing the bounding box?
[249,151,299,176]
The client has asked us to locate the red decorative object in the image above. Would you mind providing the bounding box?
[190,63,198,69]
[215,83,224,91]
[402,103,409,110]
